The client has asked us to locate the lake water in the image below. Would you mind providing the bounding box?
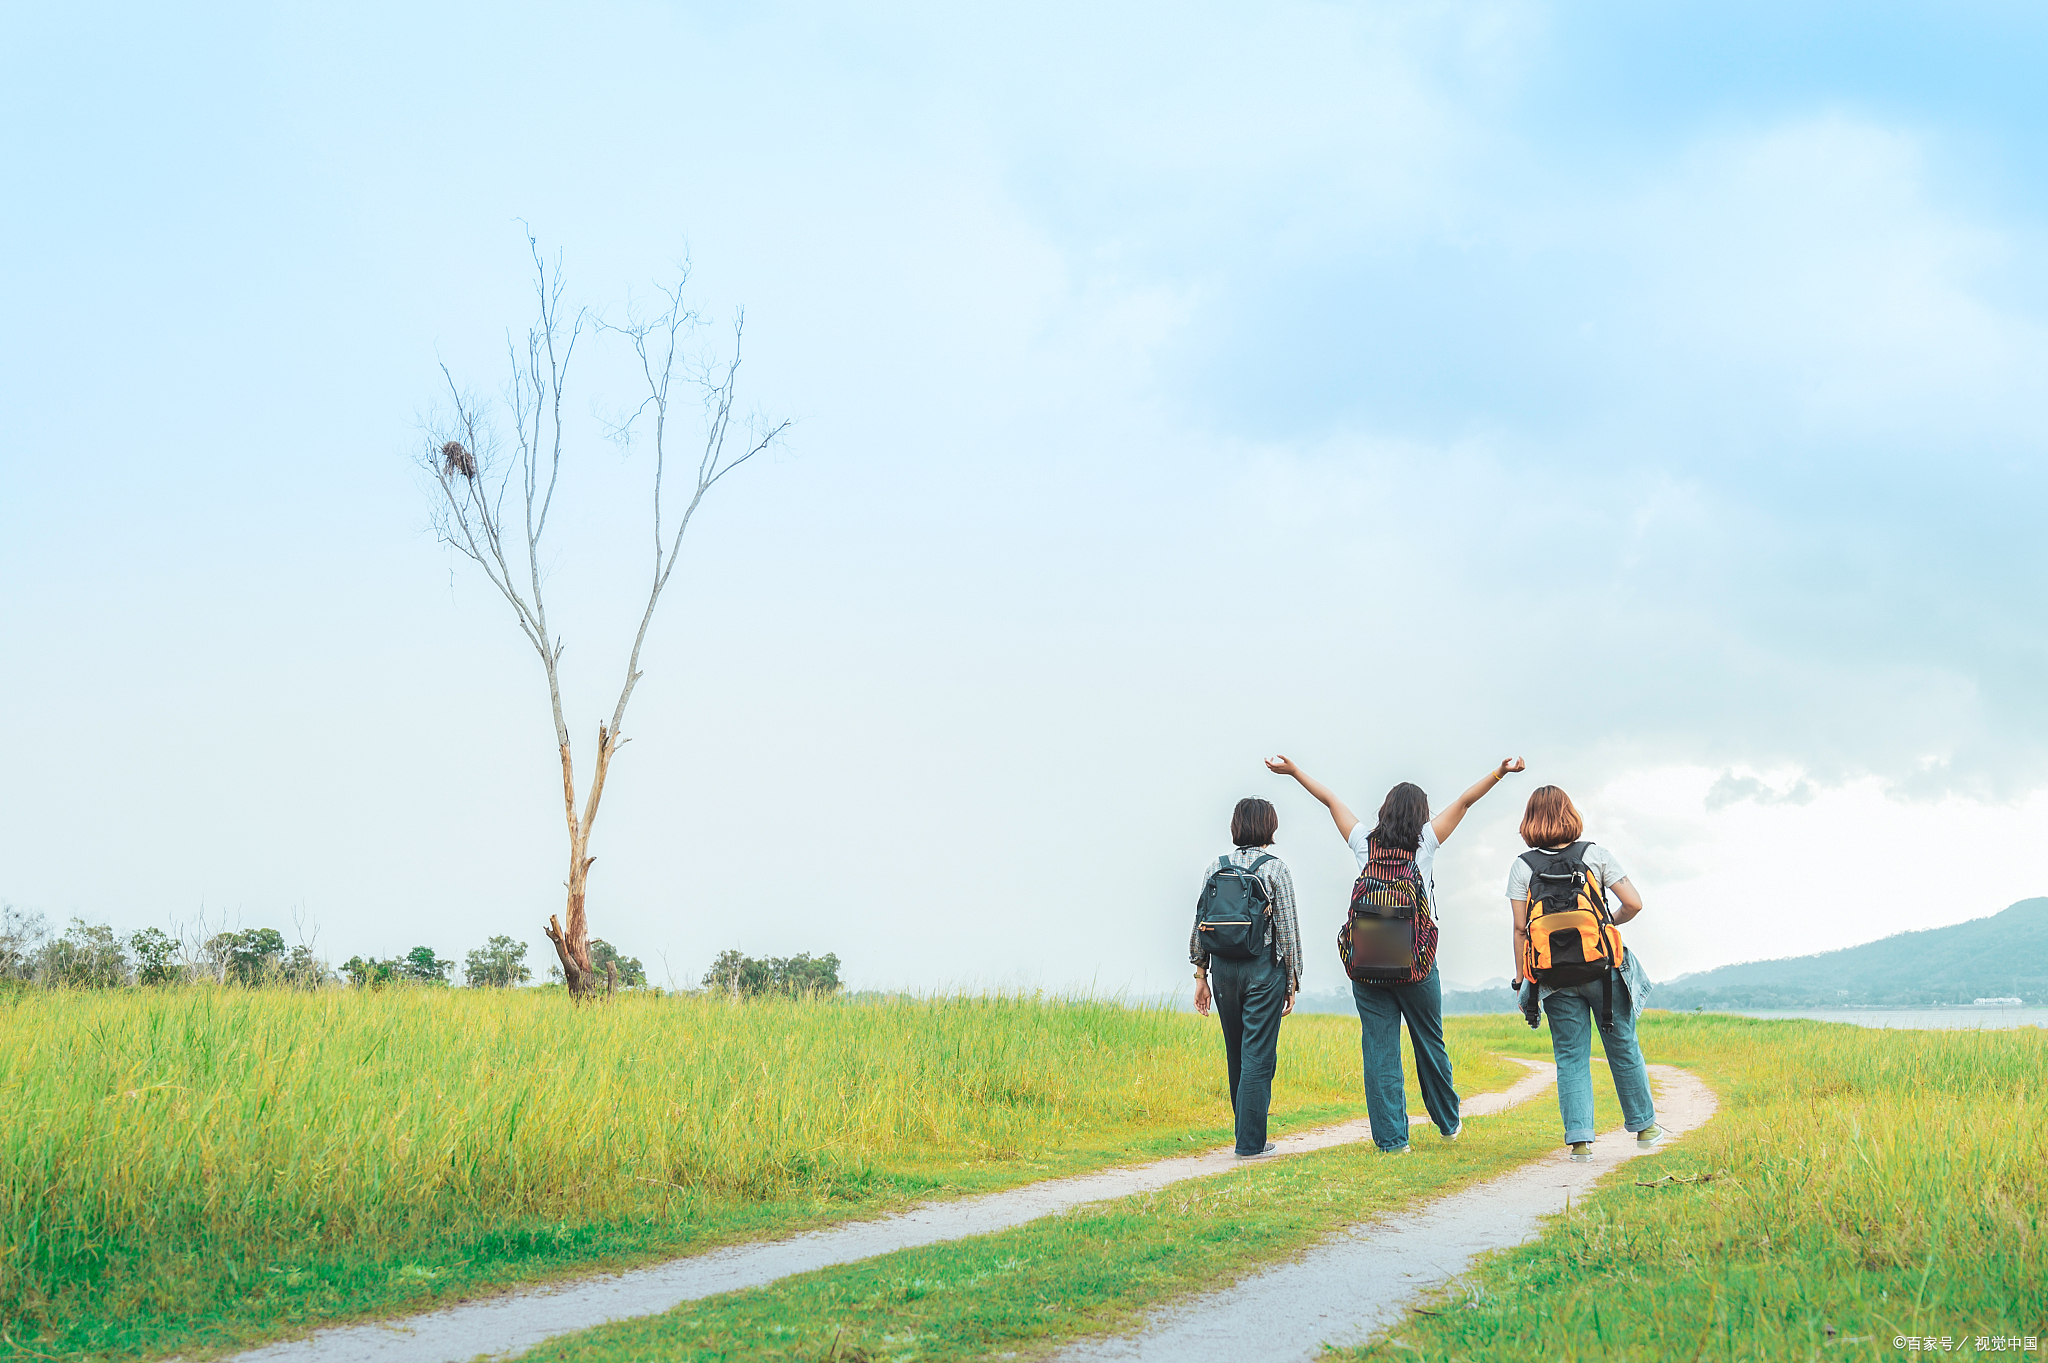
[1719,1007,2048,1030]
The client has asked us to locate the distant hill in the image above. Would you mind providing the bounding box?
[1298,898,2048,1014]
[1654,897,2048,1009]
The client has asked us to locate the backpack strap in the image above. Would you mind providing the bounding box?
[1198,857,1233,911]
[1240,852,1276,911]
[1565,842,1618,921]
[1213,853,1269,881]
[1515,848,1545,915]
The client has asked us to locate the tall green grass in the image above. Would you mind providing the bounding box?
[508,1049,1590,1363]
[1356,1014,2047,1360]
[0,986,1493,1358]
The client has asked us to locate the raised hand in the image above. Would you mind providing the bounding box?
[1435,757,1525,845]
[1267,756,1361,840]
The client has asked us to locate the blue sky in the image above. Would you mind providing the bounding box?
[3,2,2044,994]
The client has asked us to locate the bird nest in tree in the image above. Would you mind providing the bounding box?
[441,441,477,479]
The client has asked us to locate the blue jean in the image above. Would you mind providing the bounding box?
[1352,966,1460,1150]
[1542,973,1656,1145]
[1210,952,1287,1155]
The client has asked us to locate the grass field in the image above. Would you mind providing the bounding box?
[1349,1013,2046,1361]
[512,1051,1593,1362]
[0,986,1513,1360]
[502,1015,2045,1363]
[11,992,2037,1363]
[486,1015,2044,1363]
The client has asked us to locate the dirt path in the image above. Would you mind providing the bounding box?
[1045,1064,1719,1362]
[214,1061,1557,1363]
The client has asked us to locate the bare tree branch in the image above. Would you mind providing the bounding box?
[419,239,785,998]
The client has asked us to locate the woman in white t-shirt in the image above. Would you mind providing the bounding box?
[1507,785,1661,1163]
[1266,754,1524,1154]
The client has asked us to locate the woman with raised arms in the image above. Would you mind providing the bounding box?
[1266,754,1524,1154]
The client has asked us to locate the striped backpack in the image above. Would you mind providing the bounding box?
[1339,838,1438,986]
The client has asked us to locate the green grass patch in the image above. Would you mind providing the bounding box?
[0,988,1517,1360]
[1344,1013,2047,1362]
[515,1067,1599,1362]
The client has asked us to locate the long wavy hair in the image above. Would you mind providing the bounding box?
[1368,782,1430,852]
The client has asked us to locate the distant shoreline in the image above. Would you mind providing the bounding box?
[1722,1001,2034,1011]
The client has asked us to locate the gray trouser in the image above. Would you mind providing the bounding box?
[1210,951,1287,1155]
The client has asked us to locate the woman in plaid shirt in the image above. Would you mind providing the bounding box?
[1190,797,1301,1159]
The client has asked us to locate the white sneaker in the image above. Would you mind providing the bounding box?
[1441,1122,1462,1142]
[1237,1141,1277,1159]
[1382,1144,1412,1156]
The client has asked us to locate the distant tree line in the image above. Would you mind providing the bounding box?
[0,908,572,992]
[703,949,842,998]
[1,910,331,990]
[2,904,842,999]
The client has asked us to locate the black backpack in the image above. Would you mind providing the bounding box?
[1518,842,1626,1026]
[1195,854,1275,961]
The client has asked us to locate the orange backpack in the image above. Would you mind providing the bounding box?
[1518,841,1624,989]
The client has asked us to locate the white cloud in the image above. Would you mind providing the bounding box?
[3,1,2044,998]
[1611,115,2048,451]
[1573,764,2047,975]
[1703,771,1816,811]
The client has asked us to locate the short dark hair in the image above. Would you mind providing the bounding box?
[1520,786,1584,847]
[1231,797,1278,848]
[1368,782,1431,852]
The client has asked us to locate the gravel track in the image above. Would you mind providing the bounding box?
[1044,1063,1720,1363]
[209,1060,1558,1363]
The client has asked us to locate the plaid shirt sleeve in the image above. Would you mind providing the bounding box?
[1266,858,1302,991]
[1189,861,1211,970]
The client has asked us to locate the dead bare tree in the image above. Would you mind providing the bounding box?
[423,235,787,997]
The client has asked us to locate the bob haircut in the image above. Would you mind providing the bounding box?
[1519,785,1585,848]
[1231,797,1279,848]
[1368,782,1430,852]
